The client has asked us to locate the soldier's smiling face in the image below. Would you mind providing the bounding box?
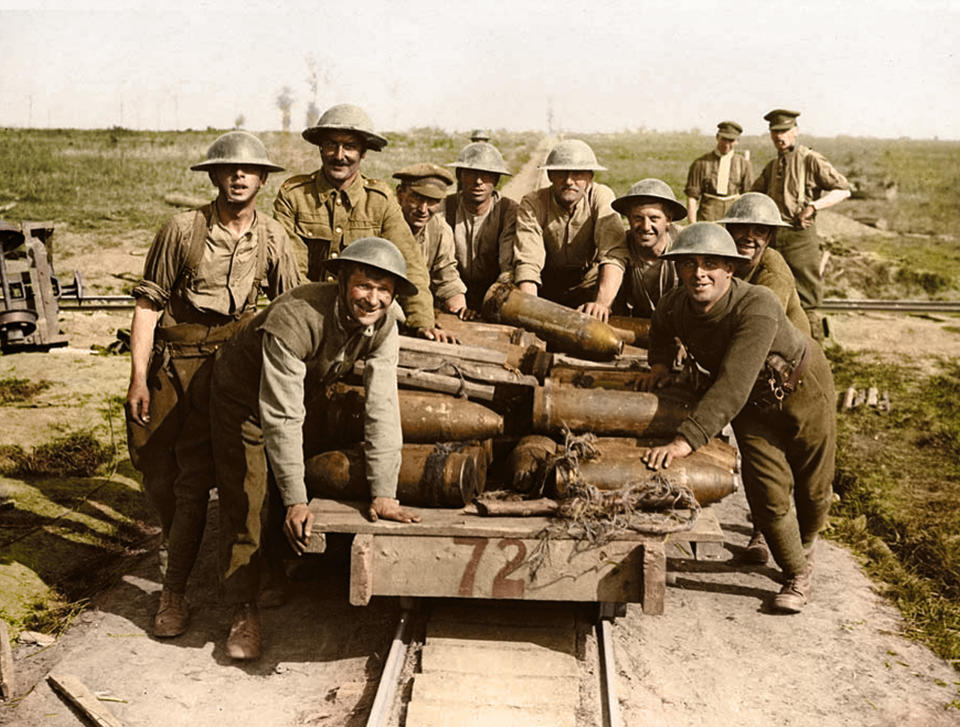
[627,199,672,256]
[343,265,396,327]
[728,223,774,271]
[548,170,592,209]
[319,131,366,188]
[675,255,735,311]
[397,185,441,234]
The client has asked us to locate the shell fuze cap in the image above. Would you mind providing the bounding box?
[393,163,456,200]
[764,109,800,131]
[324,236,418,297]
[302,103,389,151]
[716,120,743,140]
[190,131,284,172]
[447,142,512,176]
[612,178,688,221]
[662,222,751,261]
[716,192,791,228]
[539,139,606,172]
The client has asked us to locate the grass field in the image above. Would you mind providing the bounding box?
[1,126,959,668]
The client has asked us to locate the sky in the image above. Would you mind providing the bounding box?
[1,0,958,139]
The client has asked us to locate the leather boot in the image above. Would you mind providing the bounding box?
[771,562,813,614]
[226,602,262,660]
[742,527,770,565]
[153,588,189,638]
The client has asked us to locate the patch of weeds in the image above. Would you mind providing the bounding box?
[0,376,51,404]
[0,431,110,477]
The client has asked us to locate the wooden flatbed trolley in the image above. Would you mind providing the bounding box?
[305,498,724,614]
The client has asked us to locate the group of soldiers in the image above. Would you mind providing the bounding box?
[125,102,847,661]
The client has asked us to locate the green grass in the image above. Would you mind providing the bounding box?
[826,347,960,665]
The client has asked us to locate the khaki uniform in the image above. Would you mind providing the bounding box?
[751,145,850,310]
[211,283,403,604]
[741,247,811,336]
[650,279,836,578]
[273,170,435,329]
[415,214,467,304]
[620,223,682,317]
[129,204,299,593]
[444,192,517,310]
[685,150,753,221]
[513,183,628,307]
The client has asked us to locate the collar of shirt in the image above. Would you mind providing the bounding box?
[212,202,258,240]
[315,169,366,209]
[713,149,734,160]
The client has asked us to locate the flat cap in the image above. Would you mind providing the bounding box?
[763,109,800,131]
[716,120,743,140]
[393,163,456,200]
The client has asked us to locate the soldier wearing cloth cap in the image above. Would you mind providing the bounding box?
[751,109,851,335]
[210,237,421,660]
[393,163,470,318]
[612,178,687,317]
[685,121,754,223]
[513,139,628,321]
[273,103,454,343]
[443,142,518,311]
[125,132,299,638]
[640,223,836,614]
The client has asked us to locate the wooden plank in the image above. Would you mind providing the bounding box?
[642,541,666,615]
[666,507,725,560]
[399,335,508,365]
[411,672,579,709]
[47,673,125,727]
[365,533,644,603]
[406,702,575,727]
[397,350,538,387]
[349,534,374,606]
[0,620,15,700]
[426,621,576,655]
[420,643,578,677]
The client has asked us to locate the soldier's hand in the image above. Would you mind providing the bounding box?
[796,204,816,229]
[635,364,672,392]
[416,326,460,345]
[126,380,151,426]
[458,307,479,321]
[517,281,538,297]
[368,497,421,524]
[642,437,692,470]
[283,503,314,556]
[578,300,611,322]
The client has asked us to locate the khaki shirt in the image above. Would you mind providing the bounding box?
[513,182,628,287]
[740,247,811,336]
[443,192,517,305]
[416,215,467,304]
[623,223,682,317]
[684,150,753,199]
[751,144,850,222]
[133,203,300,320]
[215,283,404,504]
[273,169,435,330]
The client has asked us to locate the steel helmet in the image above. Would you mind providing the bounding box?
[539,139,606,172]
[302,103,388,151]
[190,131,284,172]
[612,178,687,221]
[716,192,791,227]
[469,129,491,142]
[323,237,418,297]
[661,223,751,261]
[446,142,511,176]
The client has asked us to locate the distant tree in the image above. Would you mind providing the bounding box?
[304,54,329,127]
[305,101,320,128]
[234,114,245,130]
[276,86,295,132]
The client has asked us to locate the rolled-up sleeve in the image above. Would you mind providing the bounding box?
[513,193,546,285]
[260,333,309,506]
[361,320,402,498]
[132,216,189,308]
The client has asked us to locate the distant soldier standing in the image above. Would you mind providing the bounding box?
[685,121,753,222]
[513,139,628,320]
[273,103,454,342]
[393,163,470,317]
[125,132,299,638]
[444,142,517,311]
[751,109,851,335]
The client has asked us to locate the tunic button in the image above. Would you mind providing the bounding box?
[335,197,342,206]
[330,252,338,258]
[335,226,342,234]
[326,275,335,282]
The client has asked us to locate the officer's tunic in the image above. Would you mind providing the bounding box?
[273,170,435,330]
[210,283,403,604]
[650,279,836,578]
[415,214,467,304]
[685,150,754,221]
[513,183,628,307]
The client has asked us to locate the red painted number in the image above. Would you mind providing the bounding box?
[454,537,487,596]
[454,537,527,598]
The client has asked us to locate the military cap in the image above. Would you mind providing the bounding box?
[716,121,743,140]
[392,163,456,201]
[763,109,800,131]
[470,129,491,142]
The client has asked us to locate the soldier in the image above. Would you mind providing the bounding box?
[470,129,491,143]
[751,109,851,335]
[641,223,836,614]
[211,237,421,660]
[125,132,299,638]
[393,163,470,317]
[273,103,454,343]
[444,142,517,310]
[685,121,753,222]
[611,178,687,317]
[513,139,628,320]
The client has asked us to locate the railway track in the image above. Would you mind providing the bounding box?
[364,599,623,727]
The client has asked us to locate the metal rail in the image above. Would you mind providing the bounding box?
[365,609,411,727]
[598,618,623,727]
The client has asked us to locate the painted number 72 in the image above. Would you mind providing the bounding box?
[454,537,526,599]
